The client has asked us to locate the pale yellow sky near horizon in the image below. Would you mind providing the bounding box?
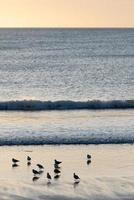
[0,0,134,27]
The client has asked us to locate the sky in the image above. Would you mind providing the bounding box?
[0,0,134,27]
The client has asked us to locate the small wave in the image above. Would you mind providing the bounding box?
[0,99,133,111]
[1,136,134,146]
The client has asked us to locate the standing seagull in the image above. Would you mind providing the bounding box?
[12,158,19,164]
[27,156,31,166]
[27,156,31,162]
[73,173,80,183]
[47,172,52,182]
[54,159,62,165]
[37,164,44,170]
[32,169,40,176]
[87,154,91,160]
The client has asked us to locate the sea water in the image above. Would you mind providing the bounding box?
[0,28,133,145]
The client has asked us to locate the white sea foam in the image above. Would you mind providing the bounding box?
[0,108,133,145]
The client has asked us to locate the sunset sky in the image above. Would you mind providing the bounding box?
[0,0,134,27]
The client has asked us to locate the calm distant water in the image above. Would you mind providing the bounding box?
[0,28,134,101]
[0,28,133,145]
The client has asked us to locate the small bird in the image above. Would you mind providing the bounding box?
[27,156,31,162]
[87,154,91,159]
[32,169,40,176]
[37,164,44,170]
[55,159,62,165]
[73,173,80,182]
[47,172,52,182]
[54,168,61,174]
[12,158,19,164]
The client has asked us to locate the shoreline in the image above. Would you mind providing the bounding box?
[0,144,134,199]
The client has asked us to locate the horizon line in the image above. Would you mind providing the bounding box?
[0,27,134,29]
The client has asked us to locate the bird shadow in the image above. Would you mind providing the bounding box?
[87,160,91,165]
[54,165,61,169]
[54,174,60,180]
[73,181,80,188]
[12,164,19,168]
[39,170,44,175]
[27,162,31,166]
[32,176,40,182]
[47,181,52,187]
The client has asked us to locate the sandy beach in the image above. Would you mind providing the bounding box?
[0,144,134,200]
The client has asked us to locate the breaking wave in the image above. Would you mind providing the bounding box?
[1,134,134,146]
[0,99,133,111]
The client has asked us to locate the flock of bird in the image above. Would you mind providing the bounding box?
[12,154,92,184]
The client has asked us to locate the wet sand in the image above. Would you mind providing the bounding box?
[0,144,134,200]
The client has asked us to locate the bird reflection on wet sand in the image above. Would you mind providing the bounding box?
[54,174,60,179]
[12,163,19,168]
[73,181,80,188]
[27,162,31,166]
[87,160,91,165]
[32,176,40,182]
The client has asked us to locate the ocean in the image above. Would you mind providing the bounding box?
[0,28,134,145]
[0,28,134,200]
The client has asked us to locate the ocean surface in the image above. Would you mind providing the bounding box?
[0,28,134,145]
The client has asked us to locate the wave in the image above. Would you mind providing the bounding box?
[1,135,134,146]
[0,99,133,111]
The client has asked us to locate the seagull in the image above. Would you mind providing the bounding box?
[32,169,40,176]
[37,164,44,170]
[27,156,31,162]
[73,173,80,182]
[54,168,61,174]
[47,173,52,182]
[54,159,62,165]
[12,158,19,164]
[87,154,91,159]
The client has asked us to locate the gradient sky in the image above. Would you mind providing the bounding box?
[0,0,134,27]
